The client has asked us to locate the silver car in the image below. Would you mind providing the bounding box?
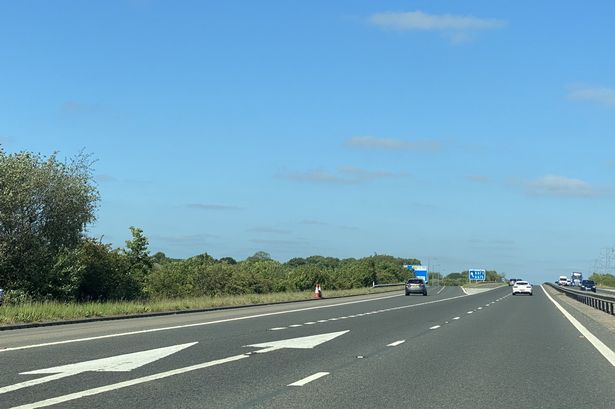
[405,279,427,296]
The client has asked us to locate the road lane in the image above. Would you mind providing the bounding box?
[2,286,611,408]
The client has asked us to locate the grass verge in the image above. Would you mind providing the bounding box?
[0,285,404,326]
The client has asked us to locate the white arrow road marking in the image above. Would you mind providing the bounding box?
[288,372,329,387]
[246,330,349,353]
[5,331,349,409]
[0,342,197,395]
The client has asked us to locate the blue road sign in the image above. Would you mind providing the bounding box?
[468,269,486,281]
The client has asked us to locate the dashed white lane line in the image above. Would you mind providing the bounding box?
[467,311,473,314]
[541,285,615,367]
[430,325,441,330]
[436,286,446,295]
[453,317,460,320]
[477,307,483,310]
[288,372,330,387]
[271,292,485,332]
[387,340,406,347]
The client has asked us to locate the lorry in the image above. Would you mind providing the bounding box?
[570,272,583,287]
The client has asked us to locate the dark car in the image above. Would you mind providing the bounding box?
[405,278,427,296]
[579,280,596,292]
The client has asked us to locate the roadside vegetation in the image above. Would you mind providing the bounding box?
[589,273,615,288]
[0,148,503,324]
[0,286,403,325]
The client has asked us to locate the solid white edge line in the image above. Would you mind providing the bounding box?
[287,372,330,387]
[387,340,406,347]
[541,285,615,367]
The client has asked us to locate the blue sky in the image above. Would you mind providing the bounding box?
[1,1,614,282]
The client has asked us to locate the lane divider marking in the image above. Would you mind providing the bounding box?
[429,325,441,330]
[267,293,477,331]
[453,317,460,320]
[288,372,330,387]
[387,340,406,347]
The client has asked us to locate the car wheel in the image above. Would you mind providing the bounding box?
[405,292,409,296]
[529,293,533,296]
[423,292,427,296]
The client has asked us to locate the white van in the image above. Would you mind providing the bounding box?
[558,276,568,286]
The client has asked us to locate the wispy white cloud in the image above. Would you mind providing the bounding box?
[345,136,442,152]
[151,233,220,246]
[187,203,241,210]
[568,85,615,108]
[247,227,291,235]
[526,175,601,198]
[466,175,492,184]
[62,100,103,114]
[250,238,309,247]
[95,174,118,183]
[368,11,506,44]
[369,11,506,31]
[0,135,13,148]
[300,219,359,231]
[280,165,406,185]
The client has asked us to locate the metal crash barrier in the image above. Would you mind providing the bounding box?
[546,282,615,316]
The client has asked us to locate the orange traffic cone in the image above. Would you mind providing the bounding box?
[314,284,322,298]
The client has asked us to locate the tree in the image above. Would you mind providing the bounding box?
[246,251,271,262]
[123,226,153,296]
[219,257,237,265]
[124,227,152,270]
[0,149,99,296]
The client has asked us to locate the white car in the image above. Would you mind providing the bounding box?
[512,281,532,296]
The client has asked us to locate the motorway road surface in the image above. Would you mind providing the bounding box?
[1,286,613,408]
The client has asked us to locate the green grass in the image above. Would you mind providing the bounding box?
[0,285,404,326]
